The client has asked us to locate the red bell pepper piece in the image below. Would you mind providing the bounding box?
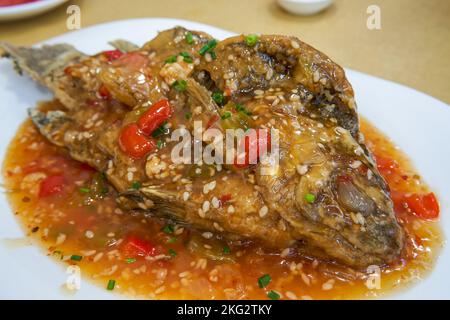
[122,235,158,257]
[137,99,173,135]
[119,123,156,159]
[39,175,65,198]
[103,49,124,62]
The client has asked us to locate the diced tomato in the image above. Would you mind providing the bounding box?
[39,175,65,198]
[405,192,440,220]
[234,129,271,169]
[122,235,158,257]
[392,191,440,220]
[119,123,156,159]
[137,99,173,135]
[98,84,111,100]
[103,49,124,62]
[375,156,399,176]
[219,194,232,206]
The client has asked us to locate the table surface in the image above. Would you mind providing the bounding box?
[0,0,449,103]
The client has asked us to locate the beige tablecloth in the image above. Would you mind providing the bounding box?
[1,0,449,103]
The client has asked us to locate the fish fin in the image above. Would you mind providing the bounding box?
[108,39,139,52]
[28,108,71,147]
[0,42,84,84]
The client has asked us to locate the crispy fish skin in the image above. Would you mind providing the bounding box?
[1,28,404,268]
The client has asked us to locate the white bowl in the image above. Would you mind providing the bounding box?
[0,0,68,22]
[278,0,333,16]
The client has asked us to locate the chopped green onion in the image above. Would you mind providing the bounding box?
[79,187,90,193]
[304,193,316,203]
[107,279,116,290]
[70,255,83,262]
[223,246,231,255]
[210,51,217,60]
[125,258,136,264]
[258,274,271,288]
[212,92,224,105]
[165,55,177,64]
[235,103,252,115]
[157,140,163,149]
[185,112,192,120]
[179,52,193,63]
[152,121,169,138]
[168,249,177,257]
[167,237,177,244]
[185,31,194,44]
[221,111,232,120]
[162,225,174,234]
[172,79,187,92]
[199,39,218,55]
[131,181,141,190]
[267,290,280,300]
[245,34,259,47]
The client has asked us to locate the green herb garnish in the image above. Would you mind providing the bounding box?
[162,225,174,234]
[125,258,136,264]
[79,187,90,193]
[168,249,177,257]
[185,112,192,120]
[267,290,280,300]
[258,274,271,288]
[223,246,231,255]
[221,111,232,120]
[107,279,116,291]
[185,31,194,44]
[172,79,187,92]
[152,121,169,138]
[212,92,224,105]
[199,39,218,55]
[245,34,259,47]
[167,237,177,244]
[179,52,193,63]
[131,181,141,190]
[70,255,83,262]
[165,55,177,64]
[304,193,316,203]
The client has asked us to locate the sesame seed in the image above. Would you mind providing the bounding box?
[322,279,335,291]
[259,206,269,218]
[291,40,300,49]
[280,248,291,258]
[285,291,298,300]
[227,205,235,214]
[202,232,213,239]
[85,230,94,239]
[202,201,210,213]
[182,191,190,201]
[349,160,362,169]
[211,197,220,208]
[296,165,309,175]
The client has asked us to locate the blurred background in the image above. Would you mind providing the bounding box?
[0,0,449,103]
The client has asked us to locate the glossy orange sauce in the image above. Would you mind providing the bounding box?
[2,116,443,299]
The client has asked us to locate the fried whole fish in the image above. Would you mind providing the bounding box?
[0,27,404,268]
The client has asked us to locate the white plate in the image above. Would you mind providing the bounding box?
[0,0,68,21]
[0,18,449,300]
